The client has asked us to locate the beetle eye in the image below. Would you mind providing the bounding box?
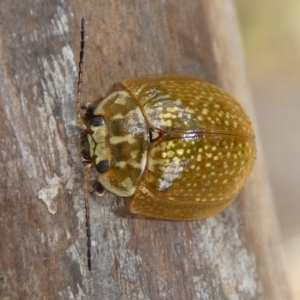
[96,160,109,173]
[91,117,104,126]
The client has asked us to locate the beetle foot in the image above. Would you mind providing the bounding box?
[91,182,104,196]
[81,103,95,119]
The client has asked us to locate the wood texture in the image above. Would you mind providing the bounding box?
[0,0,291,299]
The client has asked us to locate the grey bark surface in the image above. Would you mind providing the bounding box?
[0,0,291,299]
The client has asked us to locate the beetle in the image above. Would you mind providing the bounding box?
[80,74,256,220]
[77,18,256,269]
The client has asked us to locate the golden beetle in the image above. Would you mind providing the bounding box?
[77,19,256,222]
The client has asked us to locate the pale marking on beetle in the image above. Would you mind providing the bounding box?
[110,113,126,121]
[109,134,137,145]
[99,175,136,197]
[176,149,184,156]
[152,94,171,102]
[91,125,106,143]
[157,161,185,191]
[120,177,134,189]
[114,93,129,106]
[129,83,147,97]
[115,160,143,170]
[130,149,140,160]
[94,142,109,165]
[111,108,146,135]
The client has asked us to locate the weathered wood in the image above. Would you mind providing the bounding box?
[0,0,291,299]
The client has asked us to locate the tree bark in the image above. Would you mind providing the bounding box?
[0,0,291,299]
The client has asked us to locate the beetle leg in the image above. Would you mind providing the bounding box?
[91,181,105,196]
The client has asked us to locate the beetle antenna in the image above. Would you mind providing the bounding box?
[77,17,87,129]
[77,17,92,271]
[84,163,93,271]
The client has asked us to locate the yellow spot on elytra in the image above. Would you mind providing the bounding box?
[167,150,174,158]
[202,108,208,115]
[176,149,184,156]
[165,120,172,126]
